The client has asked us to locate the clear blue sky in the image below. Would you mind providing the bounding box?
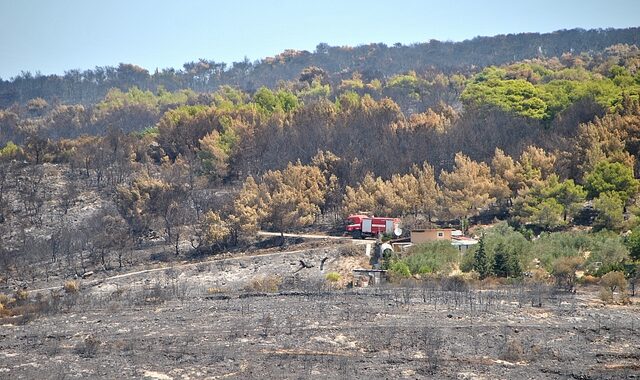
[1,0,639,80]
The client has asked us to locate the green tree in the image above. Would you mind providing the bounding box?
[492,244,509,278]
[625,227,640,261]
[198,119,238,181]
[532,198,565,230]
[584,161,639,201]
[492,241,523,278]
[593,192,625,231]
[473,236,492,279]
[512,175,586,229]
[554,178,587,222]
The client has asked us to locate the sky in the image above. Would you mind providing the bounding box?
[1,0,639,80]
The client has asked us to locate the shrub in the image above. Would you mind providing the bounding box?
[599,288,614,303]
[389,262,411,278]
[600,271,627,292]
[402,241,459,274]
[64,280,80,293]
[524,268,552,285]
[325,272,341,282]
[599,271,628,304]
[14,289,28,301]
[246,275,282,293]
[0,293,10,305]
[552,256,583,291]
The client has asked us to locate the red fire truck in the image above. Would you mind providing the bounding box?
[345,214,402,239]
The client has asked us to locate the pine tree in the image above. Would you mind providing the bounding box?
[493,243,509,278]
[507,250,523,278]
[473,236,491,279]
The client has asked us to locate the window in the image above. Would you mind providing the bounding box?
[437,231,444,238]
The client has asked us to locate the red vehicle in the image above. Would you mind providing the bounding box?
[345,214,401,239]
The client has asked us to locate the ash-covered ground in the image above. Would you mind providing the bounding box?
[1,246,639,379]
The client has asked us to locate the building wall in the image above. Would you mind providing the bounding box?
[410,229,453,244]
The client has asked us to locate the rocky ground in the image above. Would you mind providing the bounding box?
[1,244,639,379]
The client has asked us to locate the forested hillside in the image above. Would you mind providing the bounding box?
[2,27,640,287]
[2,27,639,107]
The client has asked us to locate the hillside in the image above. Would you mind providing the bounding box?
[2,25,640,379]
[1,27,639,107]
[2,27,640,285]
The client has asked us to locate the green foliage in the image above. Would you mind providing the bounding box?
[529,198,565,230]
[526,231,630,272]
[133,127,158,138]
[212,86,249,109]
[465,224,530,278]
[385,71,429,100]
[473,237,491,279]
[0,141,20,159]
[298,80,331,100]
[198,116,239,181]
[462,62,640,120]
[400,240,459,275]
[592,192,625,231]
[252,87,299,114]
[96,86,193,115]
[584,161,638,201]
[461,67,551,119]
[586,231,630,270]
[492,242,522,278]
[625,227,640,261]
[336,91,361,111]
[554,178,587,221]
[325,272,342,282]
[389,261,411,278]
[513,175,587,229]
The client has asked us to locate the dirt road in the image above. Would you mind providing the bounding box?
[257,231,350,240]
[26,246,330,294]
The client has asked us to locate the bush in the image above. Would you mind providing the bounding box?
[524,268,552,285]
[401,241,459,274]
[599,288,614,303]
[325,272,342,282]
[246,275,282,293]
[14,289,28,302]
[389,261,411,278]
[599,271,628,304]
[64,280,80,293]
[0,293,10,306]
[552,256,583,291]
